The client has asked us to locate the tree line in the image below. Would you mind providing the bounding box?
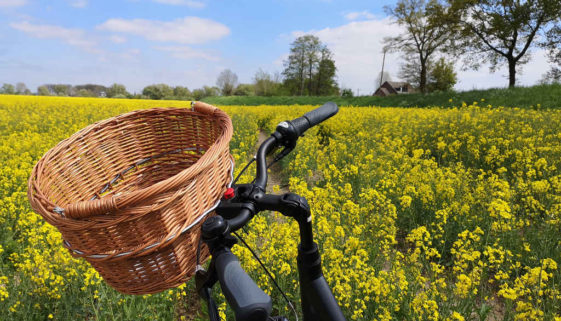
[0,34,341,100]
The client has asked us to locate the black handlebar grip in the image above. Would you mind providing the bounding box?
[291,102,339,136]
[304,101,339,127]
[214,247,272,321]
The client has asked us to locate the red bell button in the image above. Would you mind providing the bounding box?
[223,187,235,200]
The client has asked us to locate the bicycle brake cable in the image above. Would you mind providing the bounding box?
[233,230,299,321]
[233,156,256,185]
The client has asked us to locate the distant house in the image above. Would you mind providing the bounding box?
[374,81,416,97]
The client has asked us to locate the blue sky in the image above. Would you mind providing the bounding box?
[0,0,552,94]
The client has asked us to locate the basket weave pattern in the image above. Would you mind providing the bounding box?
[28,102,233,294]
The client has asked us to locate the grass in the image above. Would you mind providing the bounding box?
[202,83,561,108]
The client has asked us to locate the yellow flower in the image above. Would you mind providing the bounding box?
[400,195,413,208]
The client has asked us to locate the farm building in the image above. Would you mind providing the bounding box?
[374,81,416,97]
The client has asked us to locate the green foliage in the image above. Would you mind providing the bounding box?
[173,86,191,99]
[106,84,128,98]
[202,83,561,108]
[77,89,94,97]
[1,83,15,94]
[142,84,173,100]
[52,84,71,96]
[191,88,205,101]
[233,84,254,96]
[253,69,282,96]
[37,86,51,96]
[341,88,354,98]
[73,84,107,97]
[192,86,220,100]
[428,58,457,92]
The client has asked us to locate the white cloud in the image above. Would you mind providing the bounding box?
[97,17,229,44]
[109,35,127,43]
[155,46,219,61]
[0,0,26,7]
[10,21,101,54]
[69,0,88,8]
[273,53,289,68]
[344,11,375,21]
[152,0,205,8]
[287,18,551,94]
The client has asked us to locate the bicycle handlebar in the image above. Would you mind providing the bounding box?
[211,102,340,321]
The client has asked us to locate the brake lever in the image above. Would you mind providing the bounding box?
[272,145,294,163]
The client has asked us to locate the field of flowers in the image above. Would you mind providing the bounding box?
[1,95,561,321]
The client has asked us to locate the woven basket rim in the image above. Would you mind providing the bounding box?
[30,104,232,220]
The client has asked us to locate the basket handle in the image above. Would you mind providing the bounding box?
[64,198,120,218]
[193,101,217,115]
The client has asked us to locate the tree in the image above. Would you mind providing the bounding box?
[428,58,457,91]
[37,86,51,96]
[107,84,128,98]
[399,53,425,88]
[542,67,561,83]
[541,25,561,83]
[52,84,71,96]
[282,35,338,96]
[77,89,94,97]
[384,0,457,93]
[341,88,354,98]
[400,56,457,92]
[203,86,220,97]
[253,69,281,96]
[192,88,205,100]
[1,83,15,94]
[173,86,191,99]
[449,0,561,87]
[216,69,238,96]
[191,86,220,100]
[142,84,173,100]
[15,82,30,95]
[314,47,339,95]
[234,84,254,96]
[74,84,107,97]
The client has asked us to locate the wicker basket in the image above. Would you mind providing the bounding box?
[27,102,233,295]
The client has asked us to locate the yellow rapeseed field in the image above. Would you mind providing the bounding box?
[1,95,560,321]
